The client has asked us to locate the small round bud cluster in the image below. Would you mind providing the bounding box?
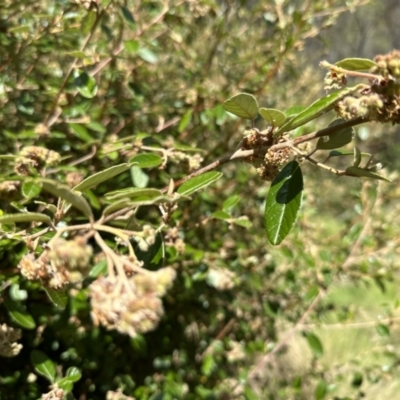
[371,50,400,79]
[90,267,176,338]
[18,237,93,289]
[206,267,237,290]
[336,93,385,121]
[0,324,22,358]
[15,146,61,176]
[240,129,291,181]
[164,227,185,254]
[0,180,20,200]
[66,171,85,188]
[106,390,135,400]
[133,225,156,252]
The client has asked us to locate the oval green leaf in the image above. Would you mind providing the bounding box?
[44,288,68,309]
[9,284,28,301]
[74,71,97,99]
[335,57,377,71]
[41,180,93,220]
[177,171,223,196]
[131,166,149,188]
[316,119,354,150]
[30,350,57,383]
[129,153,163,168]
[303,331,324,358]
[258,108,286,127]
[74,163,132,192]
[345,166,391,182]
[223,93,259,120]
[353,146,362,167]
[0,212,52,225]
[265,161,303,245]
[21,181,42,199]
[4,297,36,330]
[277,86,360,134]
[105,188,162,202]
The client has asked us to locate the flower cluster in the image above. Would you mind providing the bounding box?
[336,50,400,124]
[90,267,176,338]
[14,146,61,176]
[0,324,22,358]
[18,237,92,289]
[240,128,291,181]
[0,180,20,201]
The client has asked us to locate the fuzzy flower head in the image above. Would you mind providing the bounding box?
[0,324,22,358]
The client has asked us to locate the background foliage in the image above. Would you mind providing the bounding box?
[1,0,400,399]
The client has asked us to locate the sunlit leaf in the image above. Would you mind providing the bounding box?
[30,350,56,383]
[345,166,390,182]
[335,57,377,71]
[316,119,354,150]
[131,166,149,188]
[315,379,328,400]
[4,298,36,330]
[277,86,360,134]
[177,172,223,196]
[222,195,240,211]
[178,110,193,132]
[223,93,259,120]
[68,123,95,142]
[9,284,27,301]
[258,108,286,127]
[0,212,51,225]
[21,181,42,199]
[265,161,303,245]
[41,180,93,220]
[124,39,140,54]
[129,153,163,168]
[74,163,132,192]
[138,48,158,64]
[82,10,97,34]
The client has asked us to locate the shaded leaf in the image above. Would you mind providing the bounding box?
[41,180,93,220]
[335,57,377,71]
[30,350,56,383]
[82,10,97,35]
[68,123,95,142]
[73,71,97,99]
[315,379,328,400]
[265,161,303,245]
[353,146,362,167]
[4,297,36,329]
[316,119,354,150]
[223,93,259,120]
[129,153,163,168]
[74,163,132,192]
[44,288,68,309]
[135,232,164,270]
[376,323,390,337]
[345,166,390,182]
[121,6,135,25]
[177,172,223,196]
[258,108,286,127]
[303,331,324,358]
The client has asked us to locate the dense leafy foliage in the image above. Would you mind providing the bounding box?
[2,1,400,400]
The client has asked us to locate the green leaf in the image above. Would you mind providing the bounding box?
[131,166,149,188]
[21,181,42,199]
[284,105,306,118]
[44,288,68,309]
[9,284,28,301]
[74,72,98,99]
[345,166,391,182]
[376,323,390,337]
[124,39,140,54]
[129,153,163,168]
[316,119,354,150]
[105,188,162,201]
[277,86,360,134]
[335,57,377,71]
[56,367,82,392]
[135,232,164,269]
[89,259,107,278]
[177,172,223,196]
[211,210,231,220]
[201,353,216,376]
[303,332,324,358]
[353,146,362,167]
[4,298,36,329]
[68,123,95,143]
[222,195,240,211]
[315,379,328,400]
[0,212,52,225]
[82,10,97,35]
[223,93,259,120]
[232,216,252,228]
[74,163,132,192]
[30,350,57,383]
[138,48,158,64]
[40,180,93,220]
[120,6,135,26]
[178,110,193,133]
[265,161,303,245]
[258,108,286,127]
